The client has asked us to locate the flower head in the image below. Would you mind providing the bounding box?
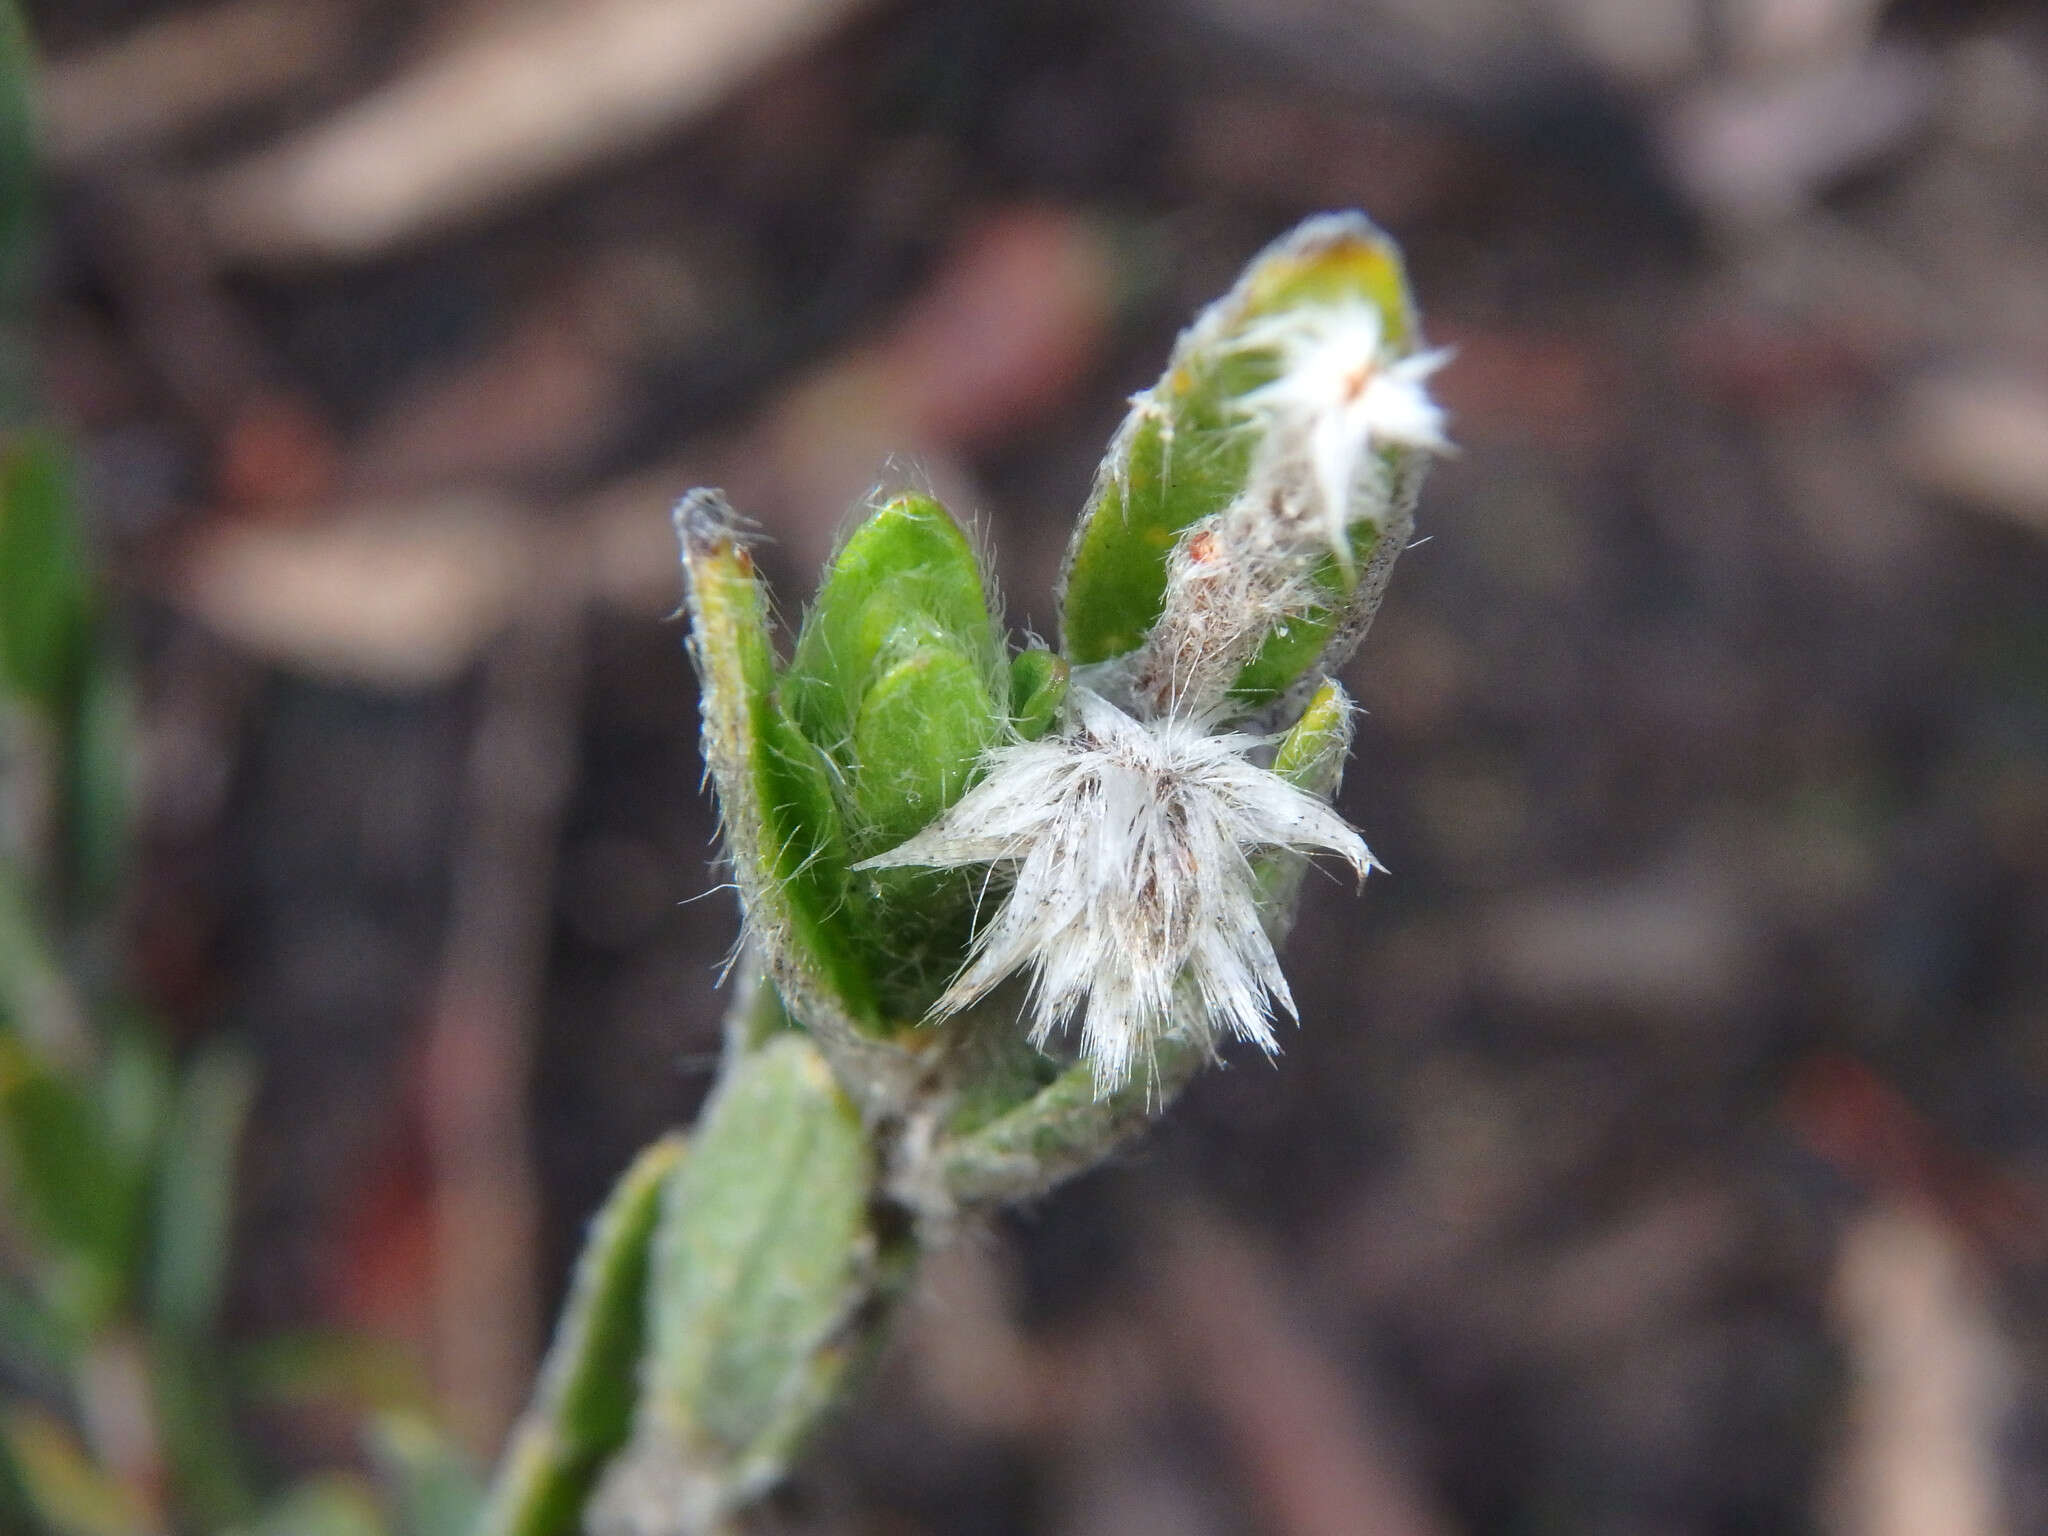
[1232,300,1453,569]
[1103,297,1454,720]
[855,687,1375,1093]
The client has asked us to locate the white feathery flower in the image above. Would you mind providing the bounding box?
[855,688,1375,1094]
[1232,300,1453,567]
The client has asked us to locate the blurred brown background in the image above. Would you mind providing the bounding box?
[22,0,2048,1530]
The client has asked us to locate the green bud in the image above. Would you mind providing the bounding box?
[679,488,1024,1040]
[1271,677,1355,793]
[783,493,999,756]
[851,638,1000,849]
[495,214,1442,1534]
[783,491,1007,887]
[1257,678,1366,936]
[1059,213,1441,715]
[1008,647,1069,741]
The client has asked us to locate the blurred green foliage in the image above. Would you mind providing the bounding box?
[0,388,490,1536]
[0,14,486,1535]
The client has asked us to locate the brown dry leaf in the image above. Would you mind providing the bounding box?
[1426,323,1616,452]
[1476,864,1761,1021]
[173,497,543,689]
[1153,1208,1457,1536]
[39,0,359,167]
[200,0,880,263]
[1899,372,2048,539]
[348,308,625,496]
[882,204,1120,450]
[1823,1206,2011,1536]
[1661,45,1936,223]
[744,204,1115,571]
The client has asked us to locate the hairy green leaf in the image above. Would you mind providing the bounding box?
[643,1036,869,1458]
[475,1135,683,1536]
[592,1036,873,1527]
[679,491,878,1027]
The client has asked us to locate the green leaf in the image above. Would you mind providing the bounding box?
[647,1036,870,1455]
[783,493,997,756]
[66,658,131,912]
[474,1134,683,1536]
[599,1036,872,1518]
[0,1039,144,1329]
[0,0,37,421]
[227,1477,392,1536]
[232,1330,435,1417]
[148,1041,256,1337]
[767,495,1017,1021]
[1058,214,1419,702]
[934,992,1065,1138]
[850,637,999,849]
[152,1335,254,1529]
[1008,647,1069,741]
[941,1033,1209,1208]
[0,436,94,727]
[0,1404,155,1536]
[0,432,127,911]
[1256,678,1359,925]
[1227,527,1379,705]
[678,491,879,1028]
[0,858,88,1066]
[1272,677,1355,792]
[366,1412,483,1536]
